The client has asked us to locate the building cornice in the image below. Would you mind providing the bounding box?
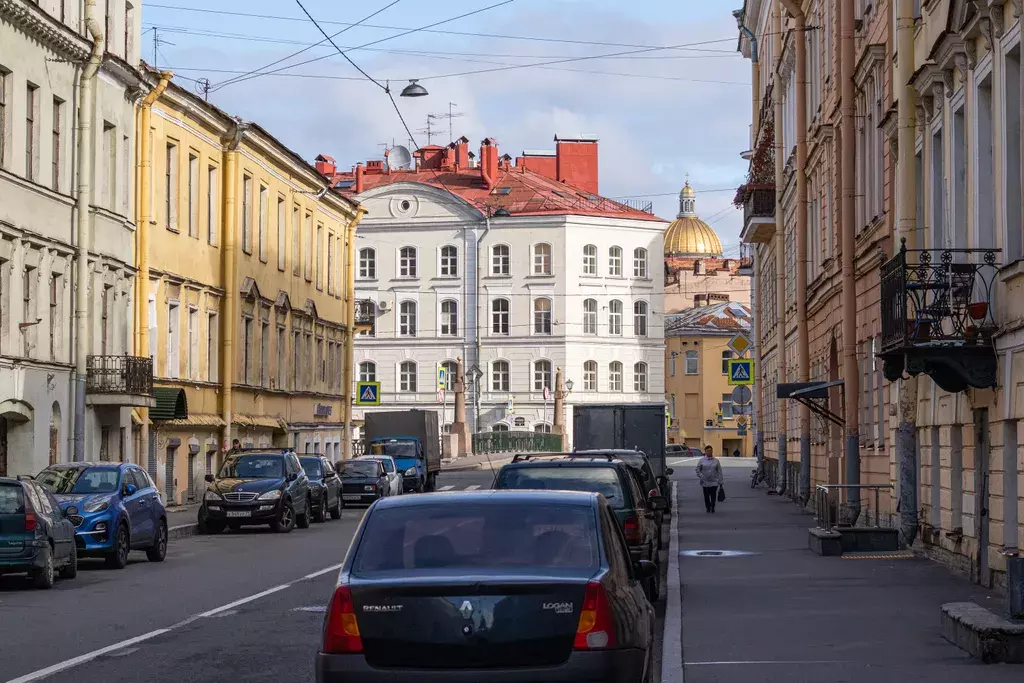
[0,0,90,62]
[854,44,887,89]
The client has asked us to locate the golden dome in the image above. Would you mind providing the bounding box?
[664,178,723,256]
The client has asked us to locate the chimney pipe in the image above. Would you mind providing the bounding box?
[355,163,365,194]
[480,139,499,191]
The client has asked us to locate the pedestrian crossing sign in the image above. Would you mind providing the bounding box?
[356,382,381,406]
[727,359,755,386]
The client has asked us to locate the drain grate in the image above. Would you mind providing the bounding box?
[696,551,724,556]
[679,549,755,558]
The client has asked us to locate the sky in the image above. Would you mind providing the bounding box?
[143,0,752,252]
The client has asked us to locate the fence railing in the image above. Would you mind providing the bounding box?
[813,484,895,532]
[472,431,562,455]
[86,355,154,395]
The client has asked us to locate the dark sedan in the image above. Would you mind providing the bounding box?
[315,490,657,683]
[301,456,343,523]
[335,460,389,507]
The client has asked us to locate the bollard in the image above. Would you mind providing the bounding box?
[1009,555,1024,622]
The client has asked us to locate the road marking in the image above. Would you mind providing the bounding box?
[670,458,698,466]
[438,485,456,491]
[303,562,345,580]
[661,482,682,683]
[685,660,853,666]
[464,484,481,491]
[291,605,327,613]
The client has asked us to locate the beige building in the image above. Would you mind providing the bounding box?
[737,0,1024,590]
[665,302,753,458]
[138,74,363,505]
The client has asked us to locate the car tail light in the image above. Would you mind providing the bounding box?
[623,515,641,544]
[323,586,362,654]
[574,581,616,650]
[648,488,660,499]
[25,512,37,532]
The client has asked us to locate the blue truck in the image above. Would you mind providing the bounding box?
[363,410,441,493]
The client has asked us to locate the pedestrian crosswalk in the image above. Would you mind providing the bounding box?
[436,484,484,492]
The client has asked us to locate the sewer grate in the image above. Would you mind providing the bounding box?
[679,549,755,558]
[697,551,724,556]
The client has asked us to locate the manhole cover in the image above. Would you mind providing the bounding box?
[680,549,755,558]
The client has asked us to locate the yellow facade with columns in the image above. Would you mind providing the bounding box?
[135,72,363,505]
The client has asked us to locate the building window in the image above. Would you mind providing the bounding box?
[187,307,199,380]
[492,298,510,335]
[535,423,552,434]
[277,197,286,270]
[51,98,63,191]
[534,360,552,392]
[49,274,60,361]
[533,297,552,335]
[327,233,335,294]
[720,393,734,419]
[399,246,417,277]
[634,362,648,392]
[721,349,734,374]
[492,360,510,392]
[22,267,36,357]
[359,361,376,382]
[277,326,286,388]
[608,246,622,276]
[440,299,458,336]
[609,361,623,392]
[492,244,510,275]
[241,317,252,384]
[533,243,552,275]
[440,245,458,277]
[358,247,376,279]
[166,142,179,230]
[399,301,417,337]
[583,360,597,391]
[315,223,324,289]
[492,423,509,432]
[187,153,199,237]
[440,360,457,391]
[261,320,270,387]
[167,302,180,379]
[633,301,648,337]
[400,361,417,392]
[292,331,301,390]
[608,300,622,335]
[303,212,312,280]
[103,123,116,209]
[583,298,598,335]
[241,174,252,251]
[582,244,597,275]
[25,83,37,180]
[633,248,648,278]
[207,165,218,245]
[207,312,218,382]
[258,185,268,262]
[292,206,301,275]
[685,349,698,374]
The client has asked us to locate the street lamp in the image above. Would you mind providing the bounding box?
[565,378,574,394]
[400,79,429,97]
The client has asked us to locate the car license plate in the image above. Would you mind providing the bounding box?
[343,494,363,501]
[226,510,251,518]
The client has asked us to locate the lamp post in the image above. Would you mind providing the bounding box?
[400,79,429,97]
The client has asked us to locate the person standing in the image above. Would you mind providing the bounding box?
[697,445,724,513]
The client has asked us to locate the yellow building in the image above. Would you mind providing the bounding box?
[665,302,752,458]
[135,72,363,505]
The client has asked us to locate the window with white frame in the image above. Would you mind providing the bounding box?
[440,245,458,277]
[608,246,622,276]
[492,360,510,392]
[533,360,552,391]
[583,298,598,334]
[633,301,648,337]
[440,299,458,336]
[358,247,376,279]
[583,360,597,391]
[633,362,648,392]
[492,298,510,335]
[534,423,552,434]
[721,349,734,374]
[359,361,376,382]
[633,248,648,278]
[608,300,622,335]
[609,361,623,392]
[582,245,597,275]
[685,349,698,374]
[492,423,509,432]
[399,361,417,392]
[399,301,417,337]
[258,184,268,262]
[533,243,551,275]
[533,297,552,335]
[441,360,457,391]
[720,393,734,419]
[399,246,417,278]
[492,244,510,275]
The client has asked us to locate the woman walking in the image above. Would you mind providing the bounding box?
[696,445,724,513]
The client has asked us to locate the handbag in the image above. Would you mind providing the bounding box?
[717,486,726,502]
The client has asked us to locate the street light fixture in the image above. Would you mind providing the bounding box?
[565,378,575,393]
[400,79,429,97]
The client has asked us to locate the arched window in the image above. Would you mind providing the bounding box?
[533,243,552,275]
[583,299,598,335]
[609,361,623,391]
[399,361,417,392]
[440,299,458,336]
[634,301,648,337]
[583,360,598,391]
[440,245,458,277]
[608,300,623,335]
[582,244,598,275]
[399,246,417,277]
[534,360,552,391]
[492,423,510,432]
[492,298,510,335]
[633,247,648,278]
[358,247,376,279]
[721,349,734,374]
[492,244,511,276]
[358,361,376,382]
[609,246,623,276]
[441,360,457,391]
[399,301,417,337]
[492,360,510,392]
[633,362,648,392]
[534,423,552,434]
[533,297,552,335]
[685,350,699,374]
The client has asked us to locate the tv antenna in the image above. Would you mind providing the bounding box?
[194,78,212,101]
[429,103,465,144]
[151,27,175,69]
[417,115,443,146]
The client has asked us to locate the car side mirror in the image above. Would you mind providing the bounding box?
[634,559,657,579]
[123,483,138,497]
[205,474,215,483]
[649,495,668,511]
[665,467,675,476]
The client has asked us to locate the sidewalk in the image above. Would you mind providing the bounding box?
[670,480,1024,682]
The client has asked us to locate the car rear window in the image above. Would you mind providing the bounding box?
[300,459,322,478]
[496,466,626,508]
[0,484,25,514]
[353,503,599,575]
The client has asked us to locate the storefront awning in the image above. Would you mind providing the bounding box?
[150,388,189,421]
[234,414,287,431]
[161,413,226,428]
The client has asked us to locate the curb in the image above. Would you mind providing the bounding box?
[169,522,198,541]
[661,481,683,683]
[441,463,483,472]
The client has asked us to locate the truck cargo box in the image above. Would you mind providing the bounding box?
[573,403,667,476]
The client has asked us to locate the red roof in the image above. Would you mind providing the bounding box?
[330,165,663,222]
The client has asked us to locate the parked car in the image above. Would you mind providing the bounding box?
[357,455,403,497]
[0,477,78,588]
[335,459,390,506]
[664,444,687,457]
[315,490,657,683]
[301,456,343,523]
[199,449,311,534]
[572,450,673,540]
[35,463,167,569]
[494,454,665,600]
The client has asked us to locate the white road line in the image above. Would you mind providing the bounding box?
[685,661,853,666]
[464,484,481,491]
[4,561,342,683]
[437,485,456,491]
[670,458,698,466]
[661,482,683,683]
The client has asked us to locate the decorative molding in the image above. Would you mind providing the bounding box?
[854,44,887,89]
[0,0,90,63]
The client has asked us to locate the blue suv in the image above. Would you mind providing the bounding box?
[35,463,168,569]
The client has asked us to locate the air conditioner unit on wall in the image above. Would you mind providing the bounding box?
[377,300,390,313]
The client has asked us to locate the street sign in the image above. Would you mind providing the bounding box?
[507,396,515,414]
[727,359,755,386]
[737,416,748,427]
[437,367,448,391]
[728,332,752,357]
[731,385,753,405]
[355,382,381,406]
[543,386,550,401]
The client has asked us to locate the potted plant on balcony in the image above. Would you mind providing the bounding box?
[736,112,775,209]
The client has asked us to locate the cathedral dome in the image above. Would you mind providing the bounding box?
[664,180,724,257]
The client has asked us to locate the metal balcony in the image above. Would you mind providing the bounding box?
[354,299,376,334]
[739,185,775,244]
[85,355,156,407]
[878,240,1000,393]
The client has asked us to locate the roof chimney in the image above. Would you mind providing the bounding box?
[355,163,364,194]
[454,136,470,170]
[314,154,336,177]
[480,138,499,191]
[554,134,599,194]
[519,149,557,181]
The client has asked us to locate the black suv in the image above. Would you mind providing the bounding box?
[494,454,665,600]
[199,449,312,533]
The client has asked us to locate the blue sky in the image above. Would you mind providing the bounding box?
[143,0,751,249]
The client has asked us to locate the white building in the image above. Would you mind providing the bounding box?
[1,0,145,475]
[327,137,668,446]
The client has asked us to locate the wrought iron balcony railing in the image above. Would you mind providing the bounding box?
[743,185,775,219]
[86,355,154,395]
[471,431,562,455]
[355,299,376,326]
[878,240,1000,392]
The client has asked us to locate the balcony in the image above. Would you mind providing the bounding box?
[738,185,775,244]
[85,355,156,407]
[354,299,376,333]
[878,241,1000,393]
[737,243,754,276]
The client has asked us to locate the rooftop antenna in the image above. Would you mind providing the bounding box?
[194,78,212,102]
[151,27,175,69]
[430,102,465,144]
[417,115,442,145]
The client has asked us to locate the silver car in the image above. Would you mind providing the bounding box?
[357,456,403,497]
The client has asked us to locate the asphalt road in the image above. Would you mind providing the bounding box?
[1,468,672,683]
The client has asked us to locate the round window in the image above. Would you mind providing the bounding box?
[400,200,411,211]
